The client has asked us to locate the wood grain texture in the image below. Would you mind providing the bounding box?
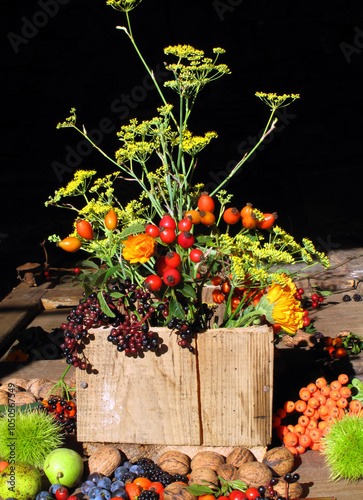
[77,325,273,447]
[0,282,50,358]
[40,287,83,309]
[197,326,274,446]
[76,327,200,445]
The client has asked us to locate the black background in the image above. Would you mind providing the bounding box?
[1,0,363,299]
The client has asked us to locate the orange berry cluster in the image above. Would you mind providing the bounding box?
[273,374,363,455]
[321,335,348,358]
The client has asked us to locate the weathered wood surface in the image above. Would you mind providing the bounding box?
[0,282,52,359]
[40,287,83,309]
[76,325,274,447]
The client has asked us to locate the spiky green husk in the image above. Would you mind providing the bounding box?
[322,413,363,481]
[0,408,64,469]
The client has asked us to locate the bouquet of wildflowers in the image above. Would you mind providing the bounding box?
[46,0,329,363]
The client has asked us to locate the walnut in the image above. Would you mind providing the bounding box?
[273,479,303,499]
[188,467,219,486]
[14,391,36,406]
[158,451,191,476]
[236,461,272,488]
[88,445,122,476]
[163,481,196,500]
[262,447,295,476]
[226,447,256,468]
[190,451,225,471]
[216,463,237,482]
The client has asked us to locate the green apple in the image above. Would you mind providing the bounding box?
[43,448,84,488]
[0,462,42,500]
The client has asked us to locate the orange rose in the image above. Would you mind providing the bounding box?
[122,233,156,264]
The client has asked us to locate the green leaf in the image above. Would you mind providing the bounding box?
[97,291,116,318]
[169,298,186,320]
[119,223,146,239]
[82,282,94,297]
[76,259,100,270]
[196,235,216,246]
[105,265,121,281]
[184,483,217,496]
[178,283,197,300]
[93,270,109,288]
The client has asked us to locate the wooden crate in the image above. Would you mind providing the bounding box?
[76,324,274,449]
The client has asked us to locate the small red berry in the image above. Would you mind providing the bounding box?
[73,267,81,274]
[159,227,176,244]
[55,486,69,500]
[189,248,204,263]
[159,215,176,230]
[144,274,163,292]
[298,288,304,295]
[311,293,319,302]
[165,251,181,268]
[145,224,160,238]
[163,268,181,287]
[303,317,310,327]
[177,218,193,232]
[177,231,195,249]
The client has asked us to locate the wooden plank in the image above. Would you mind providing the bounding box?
[197,326,274,447]
[76,327,200,445]
[0,359,76,387]
[0,282,51,358]
[309,291,363,337]
[77,326,273,447]
[297,449,363,500]
[41,287,83,309]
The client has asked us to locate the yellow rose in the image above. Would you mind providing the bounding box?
[122,233,156,264]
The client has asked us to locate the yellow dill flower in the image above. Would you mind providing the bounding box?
[302,238,316,254]
[45,170,96,206]
[316,251,330,268]
[157,104,174,116]
[164,45,205,61]
[106,0,143,12]
[56,108,77,129]
[301,249,314,264]
[164,46,230,98]
[115,141,155,163]
[181,130,218,155]
[255,92,300,110]
[230,256,246,282]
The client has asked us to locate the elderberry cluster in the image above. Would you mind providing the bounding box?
[134,458,188,486]
[41,396,77,434]
[60,292,115,370]
[167,317,198,353]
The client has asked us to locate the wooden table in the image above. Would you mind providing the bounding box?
[1,250,363,499]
